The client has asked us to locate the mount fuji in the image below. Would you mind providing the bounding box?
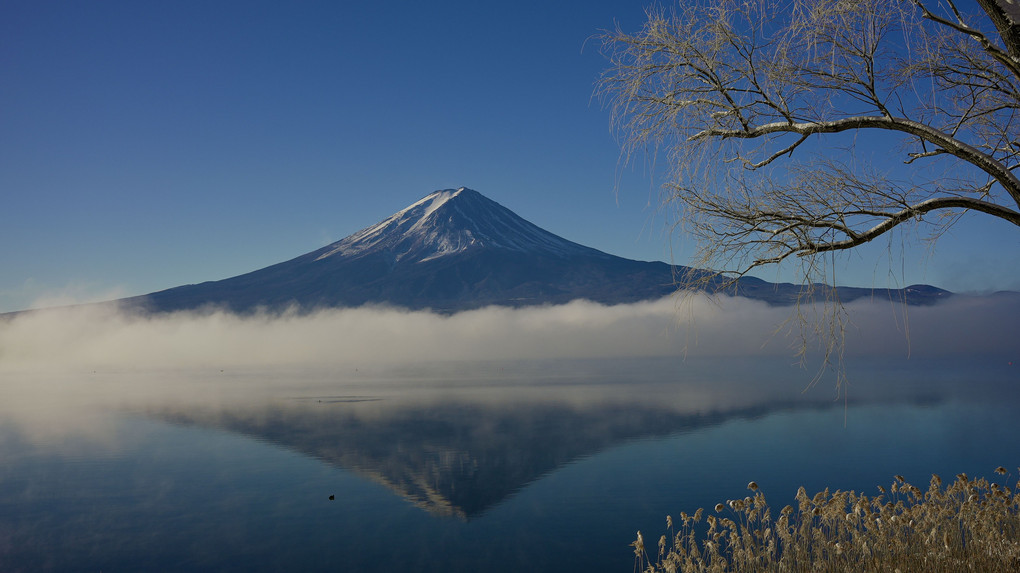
[122,187,948,313]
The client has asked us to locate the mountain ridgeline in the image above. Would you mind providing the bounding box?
[125,188,949,314]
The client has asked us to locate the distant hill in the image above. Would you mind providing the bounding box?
[107,188,950,313]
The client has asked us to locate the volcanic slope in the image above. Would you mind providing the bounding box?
[128,187,948,313]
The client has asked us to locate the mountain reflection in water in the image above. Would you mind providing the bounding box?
[1,356,1017,573]
[145,358,951,520]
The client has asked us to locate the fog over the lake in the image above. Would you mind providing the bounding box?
[0,293,1015,451]
[1,294,1015,370]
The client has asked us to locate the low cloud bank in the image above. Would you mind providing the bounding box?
[0,293,1015,370]
[0,293,1015,449]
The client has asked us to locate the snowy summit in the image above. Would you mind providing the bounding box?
[314,187,609,263]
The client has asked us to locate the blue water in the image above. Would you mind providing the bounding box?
[0,357,1017,572]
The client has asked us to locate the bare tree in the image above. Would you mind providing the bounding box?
[599,0,1020,376]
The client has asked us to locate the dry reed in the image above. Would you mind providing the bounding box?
[632,467,1020,572]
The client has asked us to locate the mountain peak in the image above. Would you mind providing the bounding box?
[313,188,608,264]
[110,185,954,315]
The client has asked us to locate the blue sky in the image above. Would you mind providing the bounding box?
[2,0,1018,313]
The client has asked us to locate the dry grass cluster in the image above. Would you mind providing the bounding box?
[633,468,1020,572]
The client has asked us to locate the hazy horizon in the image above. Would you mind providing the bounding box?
[3,293,1015,371]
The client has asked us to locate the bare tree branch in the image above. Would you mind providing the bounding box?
[599,0,1020,283]
[912,0,1020,79]
[691,115,1020,207]
[598,0,1020,380]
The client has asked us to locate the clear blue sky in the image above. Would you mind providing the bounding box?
[2,0,1018,313]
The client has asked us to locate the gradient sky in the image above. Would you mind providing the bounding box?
[3,0,1019,313]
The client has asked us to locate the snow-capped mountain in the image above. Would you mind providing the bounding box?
[122,187,949,314]
[314,188,610,264]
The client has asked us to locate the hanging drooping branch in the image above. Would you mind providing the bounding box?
[599,0,1020,285]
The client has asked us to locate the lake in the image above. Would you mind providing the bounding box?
[1,356,1017,572]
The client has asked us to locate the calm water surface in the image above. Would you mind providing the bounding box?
[0,357,1017,572]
